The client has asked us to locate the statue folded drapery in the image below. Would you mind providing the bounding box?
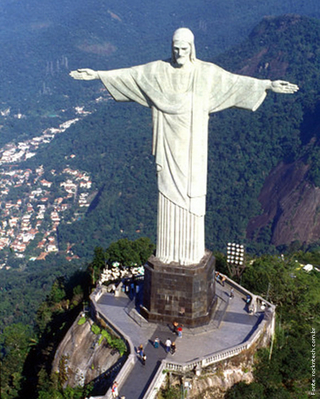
[98,60,271,264]
[70,28,298,266]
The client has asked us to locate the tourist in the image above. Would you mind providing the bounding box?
[137,344,144,358]
[170,341,176,355]
[173,321,178,334]
[112,381,119,398]
[142,353,147,365]
[165,338,172,353]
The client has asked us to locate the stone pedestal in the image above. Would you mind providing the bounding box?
[141,250,216,327]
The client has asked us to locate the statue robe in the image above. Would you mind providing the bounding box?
[98,60,269,265]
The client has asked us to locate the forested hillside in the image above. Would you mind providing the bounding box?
[206,14,320,253]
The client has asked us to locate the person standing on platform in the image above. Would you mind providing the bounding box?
[142,353,147,365]
[112,381,119,398]
[137,344,144,358]
[170,341,176,355]
[165,338,172,353]
[173,321,179,334]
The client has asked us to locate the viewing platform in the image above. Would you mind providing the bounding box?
[89,275,275,399]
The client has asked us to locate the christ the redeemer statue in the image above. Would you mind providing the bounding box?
[70,28,298,266]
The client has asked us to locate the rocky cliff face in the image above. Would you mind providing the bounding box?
[247,160,320,247]
[188,366,254,399]
[208,14,320,251]
[52,317,121,391]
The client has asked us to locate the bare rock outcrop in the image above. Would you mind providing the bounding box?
[52,317,120,389]
[189,366,254,398]
[247,160,320,246]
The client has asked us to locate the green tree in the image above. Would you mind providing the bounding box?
[133,237,155,264]
[105,237,155,267]
[0,323,34,399]
[225,381,265,399]
[226,252,320,398]
[88,246,106,284]
[49,278,67,304]
[106,238,140,266]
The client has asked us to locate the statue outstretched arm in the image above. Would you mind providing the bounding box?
[270,80,299,94]
[69,68,99,80]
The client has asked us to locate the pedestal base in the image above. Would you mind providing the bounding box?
[141,250,216,327]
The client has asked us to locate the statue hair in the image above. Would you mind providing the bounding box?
[171,28,196,62]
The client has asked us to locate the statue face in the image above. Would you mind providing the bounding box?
[173,40,191,66]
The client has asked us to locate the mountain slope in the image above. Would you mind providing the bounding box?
[236,16,320,250]
[247,161,320,246]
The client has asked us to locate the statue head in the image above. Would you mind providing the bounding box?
[172,28,196,66]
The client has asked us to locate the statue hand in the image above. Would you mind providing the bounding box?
[69,68,99,80]
[271,80,299,94]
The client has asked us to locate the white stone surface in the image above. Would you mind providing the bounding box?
[70,28,298,266]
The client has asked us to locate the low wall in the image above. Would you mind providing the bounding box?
[143,315,273,399]
[90,287,137,399]
[222,273,275,312]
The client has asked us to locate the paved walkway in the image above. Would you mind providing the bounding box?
[97,282,262,398]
